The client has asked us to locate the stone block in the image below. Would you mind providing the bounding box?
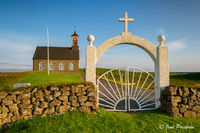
[168,86,177,95]
[88,92,95,96]
[2,99,13,105]
[72,102,79,107]
[78,96,87,102]
[89,96,96,102]
[45,95,54,102]
[44,89,51,95]
[196,91,200,97]
[49,86,59,91]
[71,87,80,95]
[0,112,8,119]
[188,99,195,106]
[189,88,196,97]
[49,99,61,107]
[177,87,183,96]
[35,90,45,99]
[44,107,55,115]
[79,106,90,113]
[77,92,87,96]
[24,88,32,94]
[87,87,94,92]
[18,104,33,109]
[80,87,87,92]
[9,104,18,112]
[70,96,77,103]
[33,101,40,106]
[11,112,20,122]
[12,90,23,95]
[179,107,187,113]
[61,90,70,96]
[70,107,75,112]
[40,101,49,108]
[54,91,61,97]
[171,96,181,103]
[86,102,95,107]
[4,94,16,101]
[181,87,190,97]
[58,95,68,102]
[182,97,187,104]
[184,111,197,118]
[20,108,32,116]
[58,105,70,113]
[1,117,11,125]
[31,88,38,94]
[22,99,31,105]
[192,105,200,113]
[76,84,85,88]
[31,97,36,103]
[21,93,31,99]
[34,107,43,115]
[63,86,70,91]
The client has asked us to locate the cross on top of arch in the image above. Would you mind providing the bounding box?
[118,12,134,33]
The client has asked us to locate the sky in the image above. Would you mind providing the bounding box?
[0,0,199,72]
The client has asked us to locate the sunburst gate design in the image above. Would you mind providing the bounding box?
[97,67,158,111]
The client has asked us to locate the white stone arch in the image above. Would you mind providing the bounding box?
[96,34,157,64]
[86,33,169,108]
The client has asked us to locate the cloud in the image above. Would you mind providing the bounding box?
[0,32,36,53]
[156,28,167,36]
[0,62,32,72]
[0,32,39,71]
[167,38,188,51]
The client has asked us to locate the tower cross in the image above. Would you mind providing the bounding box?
[118,12,134,33]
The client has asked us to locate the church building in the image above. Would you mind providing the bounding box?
[32,31,79,73]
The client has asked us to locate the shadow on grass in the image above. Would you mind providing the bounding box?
[170,72,200,81]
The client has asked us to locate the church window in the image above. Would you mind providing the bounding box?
[50,62,54,70]
[69,62,74,70]
[59,63,64,70]
[39,62,44,70]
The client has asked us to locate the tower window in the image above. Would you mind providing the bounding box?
[39,62,44,70]
[50,62,54,70]
[69,62,74,70]
[59,63,64,70]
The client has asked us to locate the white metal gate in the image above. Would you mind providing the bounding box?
[97,67,158,112]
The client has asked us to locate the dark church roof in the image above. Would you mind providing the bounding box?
[33,46,79,60]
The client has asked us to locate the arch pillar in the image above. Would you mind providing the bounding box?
[86,42,97,85]
[157,44,169,91]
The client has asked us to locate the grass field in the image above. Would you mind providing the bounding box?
[0,71,83,90]
[1,69,200,90]
[81,68,200,88]
[1,109,199,133]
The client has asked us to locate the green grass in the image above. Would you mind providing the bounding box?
[170,72,200,88]
[81,68,200,89]
[0,71,83,90]
[1,69,200,90]
[1,109,199,133]
[18,72,83,87]
[0,71,34,90]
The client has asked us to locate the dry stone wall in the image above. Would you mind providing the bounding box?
[0,83,98,127]
[160,86,200,118]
